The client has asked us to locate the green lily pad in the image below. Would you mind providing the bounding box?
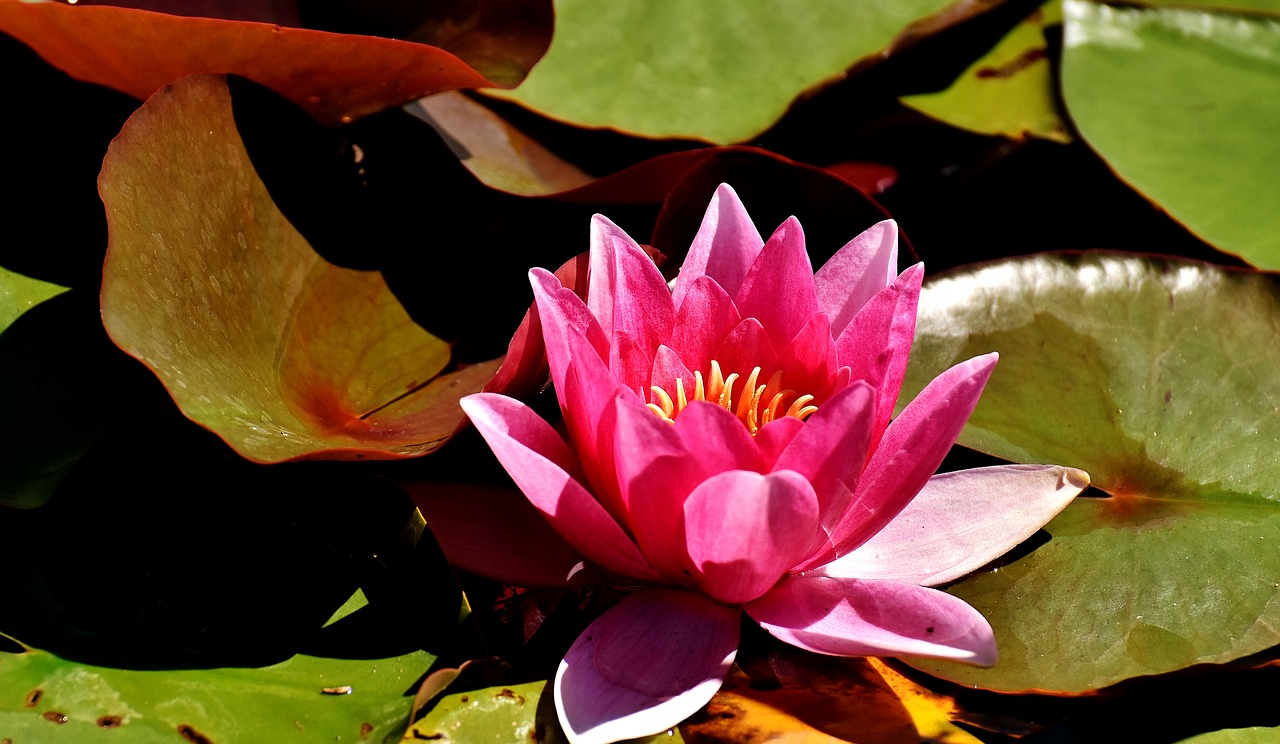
[0,631,431,742]
[0,266,67,333]
[1181,727,1280,743]
[902,0,1069,143]
[900,253,1280,692]
[1061,0,1280,267]
[487,0,964,143]
[99,74,501,464]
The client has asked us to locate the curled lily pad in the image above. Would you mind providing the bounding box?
[0,0,497,124]
[100,74,500,463]
[487,0,967,142]
[1061,0,1280,267]
[900,253,1280,692]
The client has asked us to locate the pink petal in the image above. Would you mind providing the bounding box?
[734,217,819,352]
[560,328,628,513]
[807,353,999,568]
[587,214,675,363]
[556,588,740,744]
[612,397,705,580]
[820,465,1089,585]
[460,394,657,581]
[778,311,838,397]
[683,469,819,604]
[609,329,652,395]
[754,416,805,469]
[746,575,996,665]
[408,481,589,587]
[670,275,741,375]
[648,344,694,407]
[834,263,924,443]
[815,220,899,335]
[772,382,876,555]
[671,183,763,310]
[530,268,610,402]
[673,401,764,475]
[713,317,780,384]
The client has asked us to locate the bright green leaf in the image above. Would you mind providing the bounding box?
[1180,727,1280,743]
[0,266,67,333]
[903,0,1070,143]
[1061,0,1280,267]
[99,74,501,464]
[489,0,964,143]
[0,633,432,742]
[900,253,1280,692]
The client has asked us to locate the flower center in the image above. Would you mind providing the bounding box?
[647,360,818,434]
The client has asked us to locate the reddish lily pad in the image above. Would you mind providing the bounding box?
[100,74,501,463]
[899,253,1280,692]
[486,0,972,142]
[0,0,497,124]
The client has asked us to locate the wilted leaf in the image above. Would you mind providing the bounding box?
[900,253,1280,691]
[903,0,1069,143]
[0,0,496,124]
[682,653,978,744]
[487,0,970,143]
[1061,0,1280,267]
[0,632,431,743]
[100,74,501,463]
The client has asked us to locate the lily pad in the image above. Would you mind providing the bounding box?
[1061,0,1280,267]
[487,0,966,143]
[0,266,68,332]
[903,0,1070,143]
[0,0,498,124]
[99,74,501,463]
[0,632,431,743]
[900,253,1280,692]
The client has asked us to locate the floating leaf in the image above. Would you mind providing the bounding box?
[0,266,68,333]
[1061,0,1280,267]
[682,654,979,743]
[900,253,1280,692]
[1180,727,1280,743]
[0,0,497,124]
[100,74,501,463]
[903,0,1069,143]
[0,632,431,742]
[487,0,965,142]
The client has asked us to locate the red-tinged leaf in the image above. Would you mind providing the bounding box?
[100,74,499,463]
[0,0,496,124]
[70,0,301,24]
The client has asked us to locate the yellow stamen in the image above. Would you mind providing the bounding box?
[647,359,820,434]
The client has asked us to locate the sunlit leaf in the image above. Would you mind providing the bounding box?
[100,74,501,463]
[0,0,497,124]
[0,632,431,742]
[900,253,1280,692]
[487,0,968,143]
[1180,727,1280,743]
[1061,0,1280,267]
[682,654,979,743]
[0,266,68,333]
[903,0,1069,143]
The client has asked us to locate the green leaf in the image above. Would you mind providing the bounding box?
[1061,0,1280,267]
[488,0,963,143]
[900,253,1280,692]
[99,74,501,464]
[1180,727,1280,743]
[902,0,1070,143]
[0,266,67,333]
[0,633,432,742]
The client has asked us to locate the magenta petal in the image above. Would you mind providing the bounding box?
[530,268,610,402]
[670,275,741,374]
[556,588,739,744]
[713,317,779,382]
[746,575,996,665]
[834,263,924,443]
[560,328,627,513]
[460,394,657,581]
[754,416,805,469]
[587,215,675,370]
[815,353,999,564]
[673,401,764,475]
[735,217,819,351]
[815,220,899,335]
[672,183,763,309]
[821,465,1089,585]
[648,344,694,406]
[684,469,819,604]
[778,311,838,396]
[773,382,876,552]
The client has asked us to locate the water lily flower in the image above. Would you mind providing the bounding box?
[460,184,1088,744]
